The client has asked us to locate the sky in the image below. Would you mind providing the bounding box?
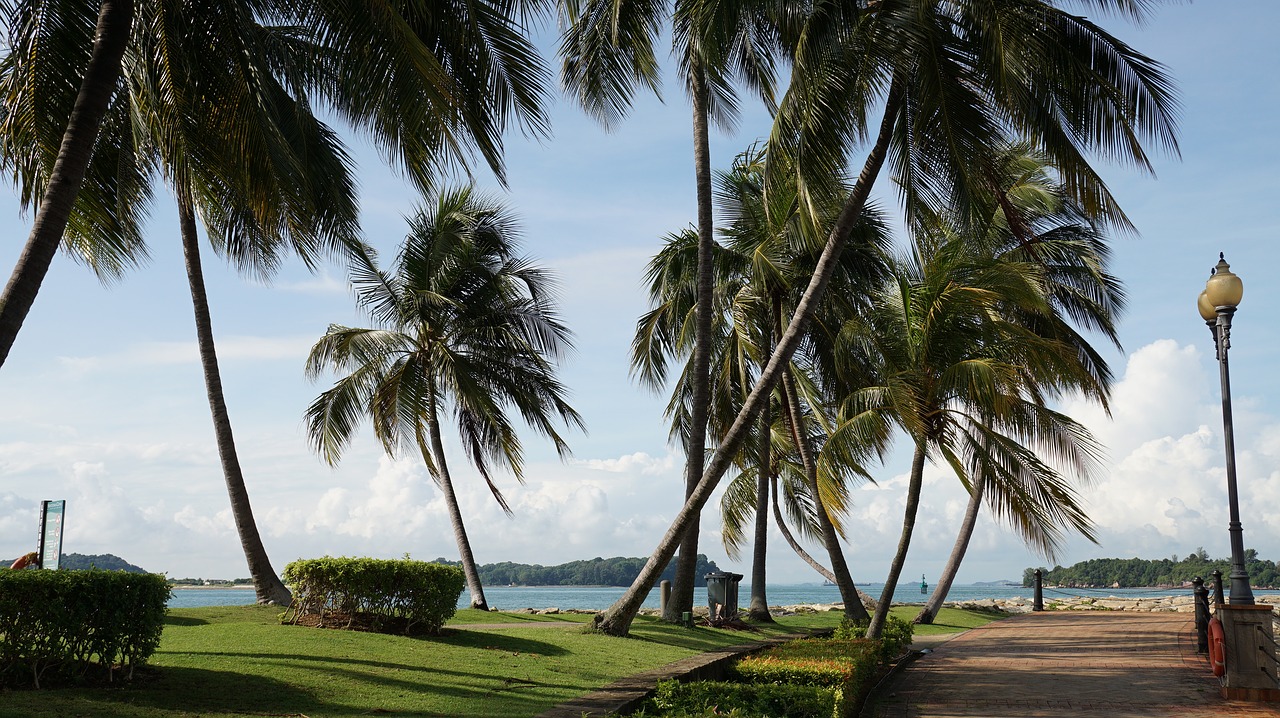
[2,1,1279,592]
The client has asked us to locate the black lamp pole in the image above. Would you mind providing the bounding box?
[1198,253,1254,605]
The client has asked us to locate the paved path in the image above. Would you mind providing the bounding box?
[871,611,1279,717]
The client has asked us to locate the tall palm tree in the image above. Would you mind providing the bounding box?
[561,0,787,621]
[593,0,1178,637]
[915,146,1124,624]
[1,0,555,604]
[832,235,1106,638]
[305,186,584,611]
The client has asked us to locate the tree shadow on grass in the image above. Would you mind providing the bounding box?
[163,615,209,627]
[0,666,333,717]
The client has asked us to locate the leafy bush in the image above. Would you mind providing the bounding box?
[0,569,170,688]
[282,557,465,636]
[641,679,838,718]
[832,614,914,661]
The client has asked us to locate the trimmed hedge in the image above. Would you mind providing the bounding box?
[832,615,915,661]
[642,679,839,718]
[281,557,465,636]
[0,569,170,688]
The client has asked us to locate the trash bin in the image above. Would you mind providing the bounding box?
[705,572,744,621]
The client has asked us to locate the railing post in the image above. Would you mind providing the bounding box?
[1193,576,1209,654]
[659,580,671,616]
[1212,569,1225,608]
[1033,569,1044,612]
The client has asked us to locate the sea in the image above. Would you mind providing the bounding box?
[166,582,1280,610]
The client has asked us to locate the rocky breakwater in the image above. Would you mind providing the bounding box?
[944,592,1280,617]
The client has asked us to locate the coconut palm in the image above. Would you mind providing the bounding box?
[305,186,584,611]
[0,0,555,605]
[561,0,788,621]
[593,0,1178,637]
[0,0,135,368]
[914,146,1123,624]
[832,233,1107,638]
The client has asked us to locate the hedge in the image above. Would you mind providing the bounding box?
[641,679,839,718]
[281,557,465,636]
[0,569,170,688]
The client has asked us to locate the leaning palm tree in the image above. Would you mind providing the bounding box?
[593,0,1178,637]
[561,0,788,621]
[306,187,584,611]
[914,145,1123,624]
[832,236,1106,638]
[0,0,135,368]
[1,0,555,605]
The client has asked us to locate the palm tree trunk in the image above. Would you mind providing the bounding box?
[771,476,837,584]
[593,81,903,637]
[747,397,773,622]
[777,365,869,623]
[916,473,986,624]
[177,190,291,606]
[666,59,716,623]
[868,441,928,638]
[0,0,133,368]
[424,398,489,611]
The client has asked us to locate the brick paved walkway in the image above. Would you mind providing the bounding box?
[870,611,1279,717]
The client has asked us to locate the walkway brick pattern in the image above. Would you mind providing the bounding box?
[871,612,1279,717]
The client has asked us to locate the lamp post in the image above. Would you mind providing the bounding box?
[1197,253,1254,605]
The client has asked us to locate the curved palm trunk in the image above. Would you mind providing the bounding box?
[177,191,291,606]
[424,400,489,611]
[771,476,837,584]
[0,0,133,368]
[593,82,902,637]
[868,442,928,638]
[666,60,716,622]
[916,473,986,624]
[747,398,773,622]
[778,365,869,623]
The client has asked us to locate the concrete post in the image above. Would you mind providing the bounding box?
[659,580,671,617]
[1216,603,1280,702]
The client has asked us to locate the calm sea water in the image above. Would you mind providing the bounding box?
[167,583,1279,610]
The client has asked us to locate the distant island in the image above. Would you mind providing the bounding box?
[1025,549,1280,588]
[432,554,724,587]
[972,580,1020,586]
[4,553,727,589]
[1,552,149,573]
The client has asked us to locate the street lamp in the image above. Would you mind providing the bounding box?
[1197,253,1254,605]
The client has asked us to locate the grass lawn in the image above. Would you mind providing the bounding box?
[0,605,1001,717]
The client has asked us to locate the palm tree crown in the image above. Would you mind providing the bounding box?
[306,186,584,610]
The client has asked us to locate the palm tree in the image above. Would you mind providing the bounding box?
[0,0,135,367]
[592,0,1178,638]
[914,146,1124,624]
[1,0,555,605]
[561,0,787,621]
[832,235,1106,638]
[305,186,584,611]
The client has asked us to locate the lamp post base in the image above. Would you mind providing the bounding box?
[1215,603,1280,701]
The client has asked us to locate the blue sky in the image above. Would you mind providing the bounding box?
[3,1,1280,591]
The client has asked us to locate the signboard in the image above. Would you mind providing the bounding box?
[37,500,65,570]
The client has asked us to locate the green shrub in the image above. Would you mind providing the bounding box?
[282,557,464,636]
[641,678,839,718]
[832,614,914,661]
[732,638,879,688]
[0,569,170,688]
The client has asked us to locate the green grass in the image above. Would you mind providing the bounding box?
[0,605,995,717]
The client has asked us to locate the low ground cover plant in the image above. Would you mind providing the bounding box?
[281,556,465,635]
[0,569,169,688]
